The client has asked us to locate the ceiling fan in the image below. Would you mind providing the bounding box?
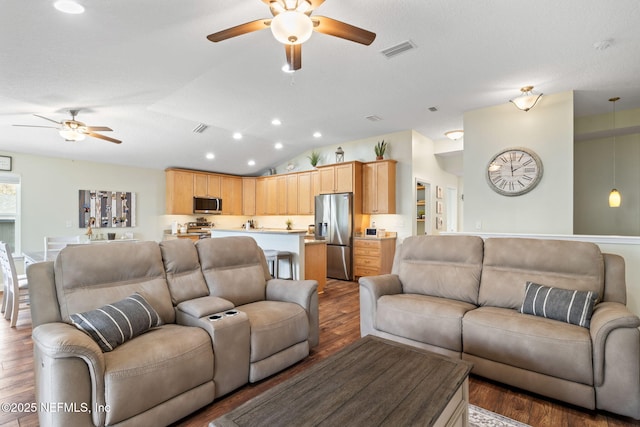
[13,110,121,144]
[206,0,376,71]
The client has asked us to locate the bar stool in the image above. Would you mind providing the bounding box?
[262,249,294,280]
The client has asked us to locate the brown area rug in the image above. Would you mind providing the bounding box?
[469,405,531,427]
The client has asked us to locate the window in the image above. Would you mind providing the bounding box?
[0,173,20,254]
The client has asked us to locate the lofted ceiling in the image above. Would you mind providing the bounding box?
[1,0,639,176]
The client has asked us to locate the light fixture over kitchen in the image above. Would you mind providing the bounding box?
[510,86,543,112]
[54,0,85,14]
[608,97,621,208]
[444,130,464,140]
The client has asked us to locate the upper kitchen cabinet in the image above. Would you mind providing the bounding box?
[242,177,256,216]
[363,160,397,214]
[166,169,195,214]
[194,173,221,198]
[317,161,362,194]
[286,174,299,215]
[221,176,243,215]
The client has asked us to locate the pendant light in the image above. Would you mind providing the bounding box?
[609,97,621,208]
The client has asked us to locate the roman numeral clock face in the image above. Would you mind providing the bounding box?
[486,148,543,196]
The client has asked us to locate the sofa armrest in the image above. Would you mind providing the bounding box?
[32,322,107,426]
[266,279,319,348]
[359,274,402,337]
[176,296,235,318]
[590,301,640,385]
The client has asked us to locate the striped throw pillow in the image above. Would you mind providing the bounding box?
[70,293,162,352]
[520,281,598,328]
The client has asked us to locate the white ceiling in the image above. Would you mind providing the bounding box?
[1,0,639,176]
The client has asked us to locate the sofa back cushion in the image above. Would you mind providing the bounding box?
[55,241,175,324]
[394,235,484,305]
[196,236,272,306]
[479,238,604,309]
[159,239,210,305]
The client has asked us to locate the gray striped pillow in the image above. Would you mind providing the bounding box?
[520,281,598,328]
[70,293,162,352]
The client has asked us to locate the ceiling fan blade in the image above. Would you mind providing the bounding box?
[312,16,376,45]
[34,114,62,125]
[12,124,59,129]
[207,19,271,42]
[86,132,122,144]
[285,44,302,71]
[85,126,113,132]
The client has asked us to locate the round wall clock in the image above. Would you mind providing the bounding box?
[486,147,543,196]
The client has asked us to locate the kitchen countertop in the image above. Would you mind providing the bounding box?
[304,239,327,245]
[354,232,398,241]
[213,228,307,235]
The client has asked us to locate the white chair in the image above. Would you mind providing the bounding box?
[0,242,29,327]
[44,235,81,259]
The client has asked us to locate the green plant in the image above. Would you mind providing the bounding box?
[374,140,388,158]
[285,218,293,230]
[307,150,321,167]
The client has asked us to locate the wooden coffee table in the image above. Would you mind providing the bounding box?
[210,336,472,427]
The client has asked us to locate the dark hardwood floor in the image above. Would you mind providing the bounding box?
[1,280,638,427]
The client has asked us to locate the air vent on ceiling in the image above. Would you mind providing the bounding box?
[381,40,416,59]
[428,106,438,112]
[366,115,382,122]
[192,123,208,134]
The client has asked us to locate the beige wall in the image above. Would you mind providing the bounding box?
[0,151,166,253]
[463,91,574,234]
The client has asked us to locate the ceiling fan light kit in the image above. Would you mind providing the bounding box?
[13,110,121,144]
[207,0,376,71]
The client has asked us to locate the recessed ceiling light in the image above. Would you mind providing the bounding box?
[54,1,85,14]
[248,160,256,166]
[313,132,322,138]
[233,132,242,140]
[205,153,215,160]
[271,119,282,126]
[274,142,283,149]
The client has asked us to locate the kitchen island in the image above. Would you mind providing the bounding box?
[211,228,307,281]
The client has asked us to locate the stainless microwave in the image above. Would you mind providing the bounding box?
[193,197,222,214]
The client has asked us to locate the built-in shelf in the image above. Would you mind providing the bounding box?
[417,200,425,206]
[417,219,425,222]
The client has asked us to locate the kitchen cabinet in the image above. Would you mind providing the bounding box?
[166,169,194,214]
[276,175,287,215]
[297,172,313,215]
[363,160,397,214]
[255,178,267,215]
[317,161,362,194]
[194,173,221,197]
[221,176,243,215]
[242,177,256,216]
[286,174,299,215]
[304,241,327,293]
[353,237,396,279]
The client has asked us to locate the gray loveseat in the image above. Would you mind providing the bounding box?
[28,236,318,427]
[359,235,640,419]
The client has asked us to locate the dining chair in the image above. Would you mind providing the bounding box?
[0,242,29,327]
[44,235,81,259]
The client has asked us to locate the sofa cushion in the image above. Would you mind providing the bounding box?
[55,241,175,324]
[239,300,309,363]
[394,235,484,305]
[520,281,598,328]
[102,324,214,425]
[69,293,161,352]
[463,306,593,385]
[159,239,210,305]
[479,238,604,310]
[197,237,272,306]
[376,293,477,352]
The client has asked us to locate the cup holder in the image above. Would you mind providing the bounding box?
[208,314,223,321]
[225,310,238,316]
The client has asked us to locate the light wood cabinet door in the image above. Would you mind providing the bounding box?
[363,160,396,214]
[334,163,354,193]
[193,173,208,197]
[298,172,313,215]
[221,176,243,215]
[286,174,299,215]
[265,177,278,215]
[242,177,256,216]
[353,238,396,279]
[255,178,267,215]
[276,175,287,215]
[312,170,320,197]
[207,175,222,197]
[166,170,194,214]
[319,166,335,194]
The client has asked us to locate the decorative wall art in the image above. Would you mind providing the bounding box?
[436,200,443,214]
[79,190,136,228]
[436,186,444,199]
[436,217,444,230]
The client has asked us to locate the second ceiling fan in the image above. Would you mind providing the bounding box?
[207,0,376,71]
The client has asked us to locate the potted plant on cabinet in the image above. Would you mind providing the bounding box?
[285,219,293,230]
[374,140,388,160]
[307,150,321,168]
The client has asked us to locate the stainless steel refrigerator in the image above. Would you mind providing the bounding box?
[314,193,353,281]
